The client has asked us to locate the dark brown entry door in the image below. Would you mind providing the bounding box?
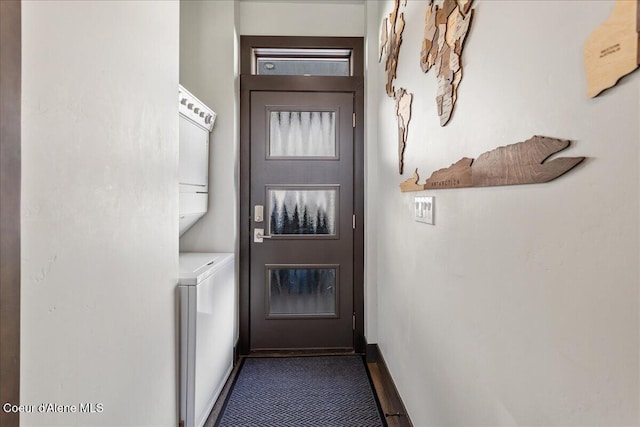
[250,91,354,351]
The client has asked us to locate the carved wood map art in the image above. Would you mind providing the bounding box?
[395,88,413,175]
[380,0,413,174]
[381,0,406,97]
[584,0,639,97]
[400,136,585,191]
[420,0,475,126]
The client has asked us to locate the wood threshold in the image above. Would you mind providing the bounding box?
[246,349,355,357]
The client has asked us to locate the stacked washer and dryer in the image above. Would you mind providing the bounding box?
[177,86,234,427]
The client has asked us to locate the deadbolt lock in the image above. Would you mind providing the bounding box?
[254,205,264,223]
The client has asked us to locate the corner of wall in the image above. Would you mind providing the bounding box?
[179,0,238,254]
[364,0,381,344]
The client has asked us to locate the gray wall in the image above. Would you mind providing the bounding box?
[179,0,239,255]
[179,0,241,343]
[21,1,180,425]
[374,1,639,425]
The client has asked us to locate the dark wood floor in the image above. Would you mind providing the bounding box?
[204,350,412,427]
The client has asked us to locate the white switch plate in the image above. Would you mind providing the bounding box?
[414,196,434,224]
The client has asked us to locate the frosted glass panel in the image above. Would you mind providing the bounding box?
[257,58,350,76]
[269,111,336,157]
[268,188,337,236]
[268,267,337,316]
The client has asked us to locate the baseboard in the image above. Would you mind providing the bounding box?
[365,343,413,427]
[366,342,380,362]
[233,341,240,365]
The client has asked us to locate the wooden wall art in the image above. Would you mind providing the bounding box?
[584,0,639,98]
[395,88,413,174]
[379,17,389,63]
[380,0,413,175]
[399,135,585,191]
[400,169,428,192]
[420,0,475,126]
[382,0,406,97]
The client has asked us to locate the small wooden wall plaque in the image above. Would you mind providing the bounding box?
[584,0,639,98]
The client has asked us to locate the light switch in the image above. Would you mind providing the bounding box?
[414,196,434,225]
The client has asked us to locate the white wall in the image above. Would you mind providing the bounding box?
[179,0,238,255]
[375,0,639,425]
[179,0,240,344]
[364,0,381,343]
[239,0,365,36]
[21,1,179,426]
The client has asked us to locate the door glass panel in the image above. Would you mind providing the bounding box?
[269,111,336,158]
[257,58,350,76]
[253,47,353,76]
[267,267,337,317]
[268,187,337,236]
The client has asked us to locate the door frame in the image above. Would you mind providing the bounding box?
[0,1,21,426]
[239,36,365,354]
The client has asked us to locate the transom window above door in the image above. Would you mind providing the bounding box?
[252,48,353,76]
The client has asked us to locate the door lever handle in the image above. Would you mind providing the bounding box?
[254,228,272,243]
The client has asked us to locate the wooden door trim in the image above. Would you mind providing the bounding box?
[240,36,364,77]
[0,1,21,426]
[239,36,364,355]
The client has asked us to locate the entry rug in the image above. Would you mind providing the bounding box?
[216,355,385,427]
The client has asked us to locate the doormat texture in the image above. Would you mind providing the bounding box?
[216,355,385,427]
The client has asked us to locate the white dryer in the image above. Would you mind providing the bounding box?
[178,252,234,427]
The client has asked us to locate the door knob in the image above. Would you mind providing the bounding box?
[254,228,272,243]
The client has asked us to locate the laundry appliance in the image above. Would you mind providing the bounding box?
[178,85,216,236]
[178,252,234,427]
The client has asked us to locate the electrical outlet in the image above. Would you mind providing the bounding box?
[414,196,434,225]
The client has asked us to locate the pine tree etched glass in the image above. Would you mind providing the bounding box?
[268,188,337,236]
